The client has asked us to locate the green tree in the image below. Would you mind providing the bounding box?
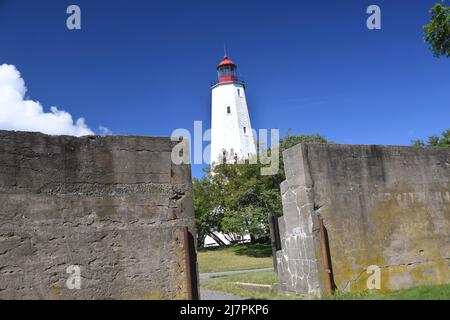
[193,175,226,247]
[211,155,283,244]
[193,132,328,246]
[424,1,450,57]
[413,129,450,147]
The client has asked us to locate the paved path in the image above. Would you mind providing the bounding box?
[199,267,274,300]
[200,267,274,283]
[200,288,245,300]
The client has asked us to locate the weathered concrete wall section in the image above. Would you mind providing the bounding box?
[275,149,322,296]
[277,143,450,296]
[0,131,195,300]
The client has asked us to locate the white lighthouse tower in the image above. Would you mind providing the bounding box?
[210,55,257,165]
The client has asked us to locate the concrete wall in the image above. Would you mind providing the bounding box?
[0,131,196,300]
[276,143,450,296]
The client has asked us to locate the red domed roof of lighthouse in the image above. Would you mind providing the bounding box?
[216,55,236,70]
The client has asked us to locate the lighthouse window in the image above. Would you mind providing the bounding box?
[237,89,241,96]
[243,127,247,134]
[227,106,231,114]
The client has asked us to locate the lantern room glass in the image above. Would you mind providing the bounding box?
[217,65,236,79]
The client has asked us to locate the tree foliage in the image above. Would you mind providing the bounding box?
[193,132,328,247]
[412,129,450,147]
[424,1,450,58]
[193,176,225,246]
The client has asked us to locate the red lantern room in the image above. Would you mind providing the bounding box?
[216,55,237,83]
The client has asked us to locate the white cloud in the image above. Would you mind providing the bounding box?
[99,126,113,136]
[0,64,100,137]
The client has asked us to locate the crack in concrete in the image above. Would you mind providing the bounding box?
[342,257,450,291]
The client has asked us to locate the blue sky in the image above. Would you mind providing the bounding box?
[0,0,449,178]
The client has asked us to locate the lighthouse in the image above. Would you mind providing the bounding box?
[210,55,257,165]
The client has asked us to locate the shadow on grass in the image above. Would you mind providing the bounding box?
[235,244,272,258]
[198,246,222,253]
[198,244,273,258]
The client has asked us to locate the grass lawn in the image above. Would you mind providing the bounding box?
[202,270,450,300]
[197,244,273,273]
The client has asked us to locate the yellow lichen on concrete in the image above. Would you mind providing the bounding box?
[334,187,449,293]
